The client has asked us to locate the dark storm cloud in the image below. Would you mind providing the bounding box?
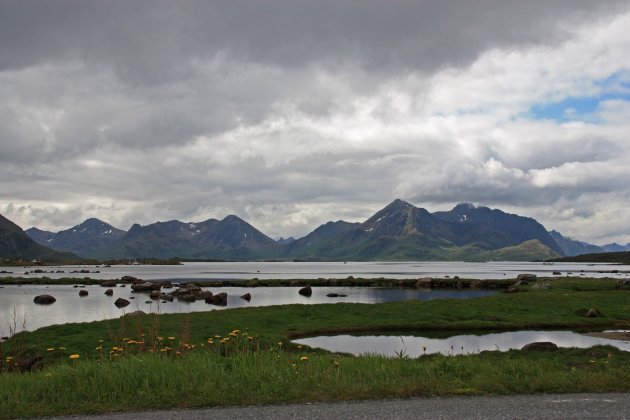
[1,0,627,79]
[2,0,630,244]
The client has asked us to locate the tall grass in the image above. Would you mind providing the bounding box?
[0,345,628,418]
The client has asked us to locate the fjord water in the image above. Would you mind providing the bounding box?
[0,284,495,336]
[2,261,628,336]
[9,261,630,281]
[293,331,630,356]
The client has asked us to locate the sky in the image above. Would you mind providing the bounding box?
[1,0,630,245]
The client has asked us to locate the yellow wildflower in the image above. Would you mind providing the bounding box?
[69,354,80,360]
[300,356,308,362]
[168,336,175,340]
[47,348,55,352]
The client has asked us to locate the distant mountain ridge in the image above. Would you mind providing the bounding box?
[283,199,563,261]
[601,242,630,253]
[548,230,604,257]
[24,199,618,261]
[0,214,79,262]
[26,218,125,258]
[97,215,281,260]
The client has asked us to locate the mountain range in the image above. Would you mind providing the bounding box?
[9,198,617,262]
[0,214,77,262]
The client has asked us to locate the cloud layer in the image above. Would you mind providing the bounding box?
[1,1,630,245]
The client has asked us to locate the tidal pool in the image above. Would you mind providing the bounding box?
[0,284,495,336]
[292,330,630,357]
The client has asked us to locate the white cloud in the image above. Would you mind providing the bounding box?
[1,2,630,245]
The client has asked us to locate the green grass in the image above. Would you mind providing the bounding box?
[1,346,629,419]
[1,277,629,418]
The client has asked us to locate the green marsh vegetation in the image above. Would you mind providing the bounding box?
[0,276,629,418]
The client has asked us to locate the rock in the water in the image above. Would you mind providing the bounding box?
[298,286,312,297]
[240,293,251,301]
[161,294,174,302]
[104,289,114,296]
[516,274,537,284]
[120,275,139,283]
[33,294,56,305]
[197,290,214,300]
[183,283,202,293]
[101,280,118,287]
[149,290,161,300]
[206,292,227,306]
[79,290,88,297]
[552,271,561,276]
[178,293,197,302]
[131,282,162,292]
[521,342,559,351]
[326,293,347,298]
[114,298,130,308]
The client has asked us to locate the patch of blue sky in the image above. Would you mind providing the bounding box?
[527,72,630,123]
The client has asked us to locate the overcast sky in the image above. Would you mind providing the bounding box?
[2,0,630,245]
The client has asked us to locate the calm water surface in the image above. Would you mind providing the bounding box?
[0,284,495,336]
[293,330,630,356]
[5,261,630,281]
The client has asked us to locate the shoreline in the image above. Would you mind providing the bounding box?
[0,275,526,289]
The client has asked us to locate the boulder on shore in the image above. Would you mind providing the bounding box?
[415,277,433,288]
[521,342,558,351]
[33,295,56,305]
[585,308,601,318]
[298,286,312,297]
[516,274,537,284]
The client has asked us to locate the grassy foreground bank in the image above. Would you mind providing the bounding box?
[1,277,629,417]
[2,347,629,419]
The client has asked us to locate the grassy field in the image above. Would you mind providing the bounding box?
[0,277,629,418]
